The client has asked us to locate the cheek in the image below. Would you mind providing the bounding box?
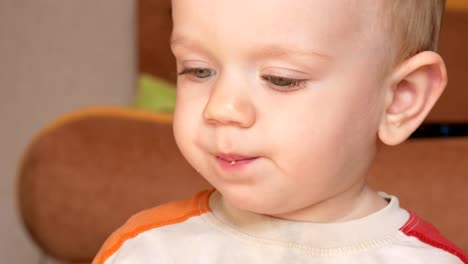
[258,95,340,189]
[260,80,382,185]
[172,109,188,166]
[173,94,200,157]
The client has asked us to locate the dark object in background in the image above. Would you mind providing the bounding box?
[411,123,468,138]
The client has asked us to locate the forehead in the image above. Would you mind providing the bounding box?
[171,0,383,56]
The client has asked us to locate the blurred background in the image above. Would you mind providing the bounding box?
[0,1,135,263]
[1,0,467,263]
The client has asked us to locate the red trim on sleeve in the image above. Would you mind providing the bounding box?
[400,211,467,263]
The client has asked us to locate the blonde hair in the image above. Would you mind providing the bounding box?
[385,0,446,64]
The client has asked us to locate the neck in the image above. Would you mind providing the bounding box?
[269,183,388,223]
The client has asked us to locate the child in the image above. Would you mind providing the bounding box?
[93,0,467,263]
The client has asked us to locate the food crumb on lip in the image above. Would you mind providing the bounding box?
[215,156,259,170]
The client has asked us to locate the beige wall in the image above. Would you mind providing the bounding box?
[0,1,136,262]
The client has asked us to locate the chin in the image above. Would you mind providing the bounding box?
[219,187,284,215]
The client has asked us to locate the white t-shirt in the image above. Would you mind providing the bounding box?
[93,190,466,263]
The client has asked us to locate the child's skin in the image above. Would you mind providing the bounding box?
[170,0,447,223]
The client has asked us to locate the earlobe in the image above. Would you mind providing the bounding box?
[378,51,447,146]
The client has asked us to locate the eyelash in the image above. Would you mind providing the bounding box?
[178,67,308,90]
[178,67,214,78]
[260,76,308,89]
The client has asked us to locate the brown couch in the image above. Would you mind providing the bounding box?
[17,108,210,263]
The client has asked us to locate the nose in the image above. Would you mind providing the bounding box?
[202,78,256,128]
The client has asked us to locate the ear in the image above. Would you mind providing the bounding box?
[378,51,447,146]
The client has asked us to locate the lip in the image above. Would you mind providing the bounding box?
[216,153,258,170]
[217,153,255,161]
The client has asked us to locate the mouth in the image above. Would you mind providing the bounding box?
[216,153,258,169]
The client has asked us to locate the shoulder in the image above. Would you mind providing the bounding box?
[92,189,214,264]
[399,211,467,263]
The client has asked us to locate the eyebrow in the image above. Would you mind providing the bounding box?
[170,35,184,47]
[170,35,204,52]
[170,35,332,61]
[251,44,333,61]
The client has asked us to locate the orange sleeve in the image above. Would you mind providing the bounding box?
[92,189,213,264]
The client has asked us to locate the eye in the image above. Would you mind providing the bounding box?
[261,75,308,90]
[178,67,216,79]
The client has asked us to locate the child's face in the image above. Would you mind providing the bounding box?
[171,0,389,219]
